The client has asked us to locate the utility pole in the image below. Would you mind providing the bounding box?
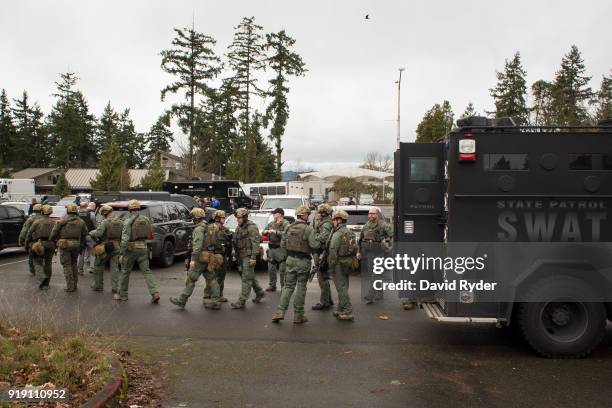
[396,68,405,149]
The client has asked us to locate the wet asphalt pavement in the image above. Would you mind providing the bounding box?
[1,249,611,408]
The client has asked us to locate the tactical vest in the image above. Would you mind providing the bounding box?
[336,227,358,257]
[203,223,225,253]
[107,218,123,240]
[61,218,83,239]
[268,221,284,245]
[32,218,55,240]
[286,222,311,254]
[130,216,150,241]
[362,222,384,242]
[315,218,332,233]
[78,210,94,231]
[234,222,253,255]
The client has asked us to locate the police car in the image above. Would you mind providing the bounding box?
[394,116,612,358]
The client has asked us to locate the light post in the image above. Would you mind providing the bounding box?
[396,68,405,149]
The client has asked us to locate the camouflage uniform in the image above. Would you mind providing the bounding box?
[312,213,334,308]
[118,204,159,301]
[50,209,88,292]
[274,211,320,322]
[89,213,122,292]
[19,207,42,275]
[359,218,393,301]
[203,219,232,301]
[329,215,358,320]
[25,208,56,289]
[265,218,290,290]
[231,213,264,308]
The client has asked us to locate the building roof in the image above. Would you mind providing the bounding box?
[66,168,170,189]
[11,168,58,179]
[300,167,393,183]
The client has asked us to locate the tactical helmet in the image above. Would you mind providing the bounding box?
[191,207,206,219]
[127,200,141,211]
[295,205,311,217]
[332,210,349,221]
[235,208,249,218]
[317,203,332,215]
[32,203,43,213]
[214,210,226,219]
[41,205,53,215]
[66,203,78,214]
[100,205,113,216]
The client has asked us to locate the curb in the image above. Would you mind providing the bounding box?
[81,354,125,408]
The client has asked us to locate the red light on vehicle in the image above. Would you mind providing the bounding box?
[459,153,476,162]
[464,131,473,138]
[149,225,154,240]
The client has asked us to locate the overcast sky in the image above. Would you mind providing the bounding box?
[1,0,610,171]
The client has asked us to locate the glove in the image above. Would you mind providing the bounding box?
[189,261,195,271]
[248,258,257,267]
[356,252,362,260]
[119,255,124,265]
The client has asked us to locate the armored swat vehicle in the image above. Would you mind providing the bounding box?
[394,117,612,358]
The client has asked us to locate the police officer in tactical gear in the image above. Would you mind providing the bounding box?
[118,200,160,303]
[170,208,224,310]
[26,205,56,290]
[272,205,320,324]
[230,208,265,309]
[311,203,334,310]
[329,210,359,321]
[203,210,232,303]
[358,208,392,303]
[263,208,290,292]
[50,203,88,292]
[19,203,43,276]
[77,202,96,275]
[89,205,123,294]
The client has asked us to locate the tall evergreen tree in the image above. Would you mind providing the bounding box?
[114,109,146,168]
[90,141,131,191]
[550,45,594,126]
[263,30,307,181]
[0,89,16,168]
[145,114,174,164]
[227,16,267,182]
[141,153,166,191]
[530,80,555,126]
[489,52,529,124]
[460,102,478,118]
[96,102,120,155]
[593,71,612,121]
[251,112,276,182]
[46,73,97,168]
[160,27,222,177]
[53,171,71,196]
[415,101,454,142]
[12,91,48,169]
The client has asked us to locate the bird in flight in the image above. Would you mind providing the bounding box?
[365,14,370,19]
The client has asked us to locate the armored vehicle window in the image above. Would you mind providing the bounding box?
[148,205,166,223]
[176,203,190,219]
[166,204,179,221]
[569,154,593,170]
[277,186,286,195]
[409,158,437,182]
[484,154,528,171]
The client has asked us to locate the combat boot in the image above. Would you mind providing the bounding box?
[332,310,340,318]
[271,312,285,322]
[312,302,332,310]
[402,301,417,310]
[265,285,276,292]
[219,296,228,302]
[169,297,185,309]
[113,293,121,300]
[364,296,374,304]
[338,314,354,321]
[119,294,128,301]
[293,314,308,324]
[151,292,161,304]
[230,302,245,309]
[204,303,221,310]
[203,297,214,305]
[252,291,265,303]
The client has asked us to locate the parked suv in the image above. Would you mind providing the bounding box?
[0,205,26,250]
[106,201,194,267]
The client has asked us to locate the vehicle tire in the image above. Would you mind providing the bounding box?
[159,240,175,268]
[517,276,606,358]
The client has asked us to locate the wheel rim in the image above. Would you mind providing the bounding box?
[164,243,174,264]
[540,300,588,343]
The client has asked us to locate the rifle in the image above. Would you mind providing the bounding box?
[308,231,333,282]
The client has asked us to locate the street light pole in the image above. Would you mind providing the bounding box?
[396,68,405,149]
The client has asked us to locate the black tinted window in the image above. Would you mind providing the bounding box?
[6,207,22,218]
[409,158,437,181]
[484,154,528,171]
[0,207,7,219]
[277,186,286,195]
[569,154,593,170]
[166,204,179,221]
[148,205,165,223]
[176,203,190,219]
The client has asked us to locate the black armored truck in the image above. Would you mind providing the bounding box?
[394,117,612,358]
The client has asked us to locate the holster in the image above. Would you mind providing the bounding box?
[93,243,106,256]
[128,241,147,250]
[199,250,212,263]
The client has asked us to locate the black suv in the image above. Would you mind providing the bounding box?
[0,205,26,250]
[107,201,194,267]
